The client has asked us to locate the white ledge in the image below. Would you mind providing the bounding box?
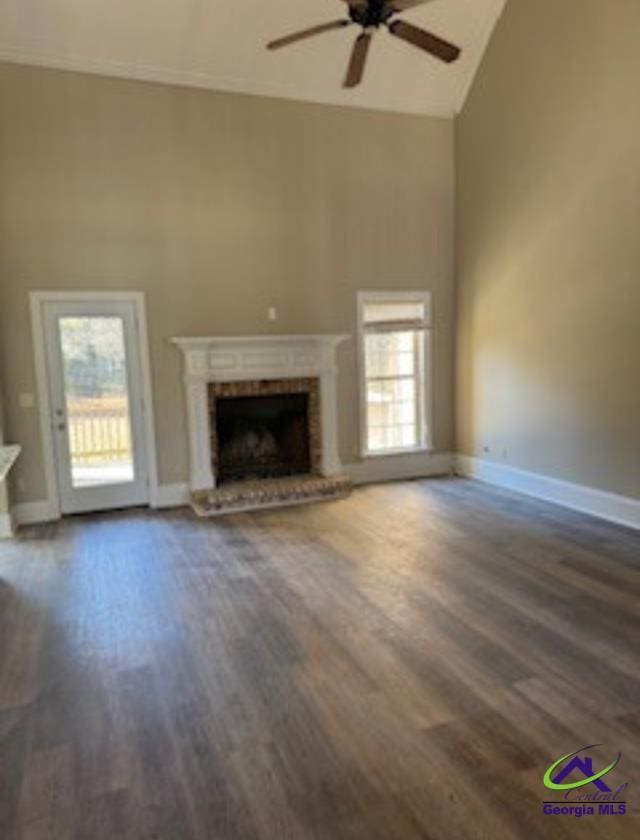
[171,334,349,348]
[0,444,21,482]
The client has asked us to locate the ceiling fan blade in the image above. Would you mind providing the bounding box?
[267,20,350,50]
[343,32,372,88]
[388,19,460,63]
[389,0,434,10]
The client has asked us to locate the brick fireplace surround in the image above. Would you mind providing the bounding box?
[208,377,322,479]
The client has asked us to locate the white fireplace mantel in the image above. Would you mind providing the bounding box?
[171,334,350,492]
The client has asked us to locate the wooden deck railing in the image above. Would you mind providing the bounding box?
[67,397,131,464]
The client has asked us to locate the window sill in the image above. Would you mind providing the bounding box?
[361,445,433,460]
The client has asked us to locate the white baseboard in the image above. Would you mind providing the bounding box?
[155,455,456,504]
[32,452,640,529]
[153,482,190,509]
[344,452,453,486]
[153,461,458,505]
[454,454,640,531]
[0,512,15,538]
[154,461,457,504]
[12,499,58,526]
[9,485,190,527]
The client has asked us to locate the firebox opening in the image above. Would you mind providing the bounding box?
[215,393,311,483]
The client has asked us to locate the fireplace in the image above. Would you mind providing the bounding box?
[215,393,310,482]
[171,334,350,513]
[208,377,322,486]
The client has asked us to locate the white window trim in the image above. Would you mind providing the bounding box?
[357,290,433,459]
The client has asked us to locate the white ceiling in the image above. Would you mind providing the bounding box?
[0,0,506,116]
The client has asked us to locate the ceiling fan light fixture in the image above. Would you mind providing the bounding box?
[267,0,461,89]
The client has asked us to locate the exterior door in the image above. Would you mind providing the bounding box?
[43,300,149,514]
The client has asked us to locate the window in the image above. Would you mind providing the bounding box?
[358,291,431,456]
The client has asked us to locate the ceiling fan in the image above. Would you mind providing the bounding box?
[267,0,461,89]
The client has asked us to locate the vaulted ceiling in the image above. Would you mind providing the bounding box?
[0,0,506,116]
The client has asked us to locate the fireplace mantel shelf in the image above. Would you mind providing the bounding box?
[171,334,348,349]
[172,333,350,494]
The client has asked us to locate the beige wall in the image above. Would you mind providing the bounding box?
[0,64,454,503]
[456,0,640,498]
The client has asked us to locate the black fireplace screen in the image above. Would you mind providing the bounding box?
[215,393,311,482]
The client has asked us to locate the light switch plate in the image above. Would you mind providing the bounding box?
[19,393,35,409]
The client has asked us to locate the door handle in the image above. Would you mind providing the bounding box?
[56,422,67,432]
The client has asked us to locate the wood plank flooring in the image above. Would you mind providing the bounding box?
[1,477,639,839]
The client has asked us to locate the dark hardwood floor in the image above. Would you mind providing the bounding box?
[1,477,639,839]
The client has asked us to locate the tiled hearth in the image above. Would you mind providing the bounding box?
[192,474,352,516]
[172,334,352,515]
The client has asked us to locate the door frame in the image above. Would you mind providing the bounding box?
[30,291,159,519]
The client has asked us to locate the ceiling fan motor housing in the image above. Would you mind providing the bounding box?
[349,0,395,29]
